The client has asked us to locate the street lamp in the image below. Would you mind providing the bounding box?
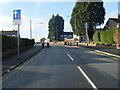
[35,22,43,45]
[84,22,89,44]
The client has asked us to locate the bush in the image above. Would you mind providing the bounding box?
[93,31,100,42]
[100,30,108,43]
[113,28,120,44]
[99,28,116,44]
[2,35,35,51]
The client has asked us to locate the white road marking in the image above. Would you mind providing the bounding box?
[67,53,98,90]
[77,66,98,90]
[95,50,120,58]
[67,54,74,61]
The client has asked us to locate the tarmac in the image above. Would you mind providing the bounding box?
[2,44,43,74]
[79,45,120,59]
[1,43,120,75]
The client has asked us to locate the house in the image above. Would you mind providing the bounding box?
[103,18,119,30]
[0,30,18,37]
[60,32,73,41]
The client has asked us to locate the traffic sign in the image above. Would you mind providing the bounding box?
[13,9,21,25]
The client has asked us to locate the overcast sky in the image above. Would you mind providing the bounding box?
[0,0,118,41]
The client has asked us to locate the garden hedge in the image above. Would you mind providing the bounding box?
[93,28,117,44]
[93,31,100,42]
[2,35,35,51]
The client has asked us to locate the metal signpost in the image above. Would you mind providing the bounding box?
[13,9,21,59]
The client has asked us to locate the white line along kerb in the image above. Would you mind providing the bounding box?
[77,66,98,90]
[67,54,74,61]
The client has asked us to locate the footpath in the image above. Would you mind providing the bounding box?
[2,44,43,74]
[79,45,120,58]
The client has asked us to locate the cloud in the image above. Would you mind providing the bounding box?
[0,14,49,41]
[64,21,72,32]
[0,14,13,30]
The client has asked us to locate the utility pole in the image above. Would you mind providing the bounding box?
[30,20,32,39]
[17,24,20,58]
[85,22,89,44]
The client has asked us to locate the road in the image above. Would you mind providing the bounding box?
[2,44,119,89]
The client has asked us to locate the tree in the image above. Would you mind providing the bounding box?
[70,1,105,40]
[48,14,64,41]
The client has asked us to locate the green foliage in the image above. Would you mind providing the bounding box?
[113,28,120,44]
[96,28,116,44]
[70,1,105,39]
[93,31,100,42]
[100,30,108,43]
[2,35,35,51]
[48,14,64,41]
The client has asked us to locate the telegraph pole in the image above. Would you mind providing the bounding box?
[85,22,89,45]
[18,24,20,58]
[30,20,32,39]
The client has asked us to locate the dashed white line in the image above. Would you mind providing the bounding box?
[67,54,74,61]
[77,66,98,90]
[67,53,98,90]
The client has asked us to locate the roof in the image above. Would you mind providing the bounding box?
[0,30,17,35]
[109,18,119,23]
[62,32,73,35]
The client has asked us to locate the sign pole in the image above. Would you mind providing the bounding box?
[18,24,20,59]
[13,9,21,59]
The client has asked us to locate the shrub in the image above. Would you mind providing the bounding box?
[107,28,116,44]
[100,30,108,43]
[2,35,35,51]
[113,28,120,44]
[99,28,116,44]
[93,31,100,42]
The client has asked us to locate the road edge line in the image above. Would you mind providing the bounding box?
[95,50,120,59]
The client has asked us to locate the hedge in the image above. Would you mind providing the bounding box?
[93,31,100,42]
[93,28,117,44]
[2,35,35,51]
[113,29,120,44]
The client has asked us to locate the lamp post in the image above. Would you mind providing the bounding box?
[85,22,89,44]
[30,20,32,39]
[35,22,43,45]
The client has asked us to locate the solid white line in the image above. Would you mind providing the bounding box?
[67,54,74,61]
[77,66,98,90]
[95,50,120,58]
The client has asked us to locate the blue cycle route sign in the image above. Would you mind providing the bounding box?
[13,9,21,25]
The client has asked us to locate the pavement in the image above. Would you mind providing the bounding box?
[2,44,43,74]
[2,43,119,89]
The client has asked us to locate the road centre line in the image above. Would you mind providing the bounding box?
[67,53,98,90]
[77,66,98,90]
[67,54,74,61]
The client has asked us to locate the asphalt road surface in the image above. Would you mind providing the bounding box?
[2,44,119,89]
